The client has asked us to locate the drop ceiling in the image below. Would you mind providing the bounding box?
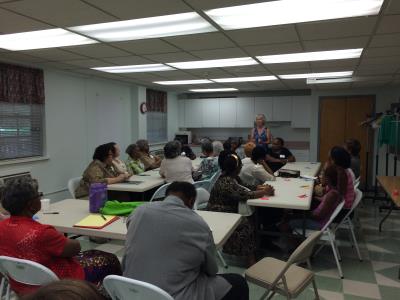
[0,0,399,92]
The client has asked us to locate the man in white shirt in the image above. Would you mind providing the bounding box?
[123,182,249,300]
[240,145,275,187]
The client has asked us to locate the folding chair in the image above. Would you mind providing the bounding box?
[149,182,171,202]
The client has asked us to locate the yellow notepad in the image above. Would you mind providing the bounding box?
[73,214,119,229]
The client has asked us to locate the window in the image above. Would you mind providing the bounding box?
[146,89,167,144]
[0,63,45,160]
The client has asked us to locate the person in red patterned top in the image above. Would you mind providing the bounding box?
[0,178,121,296]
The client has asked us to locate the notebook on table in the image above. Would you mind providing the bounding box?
[73,214,119,229]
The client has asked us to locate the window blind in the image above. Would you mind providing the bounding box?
[146,89,167,144]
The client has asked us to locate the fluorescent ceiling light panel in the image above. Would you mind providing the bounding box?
[212,75,277,82]
[307,77,354,84]
[257,49,363,64]
[0,29,96,51]
[168,57,257,69]
[92,64,173,73]
[279,71,354,79]
[189,88,238,92]
[205,0,383,30]
[154,79,212,85]
[70,12,216,42]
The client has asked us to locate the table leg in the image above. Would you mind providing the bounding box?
[379,201,394,232]
[255,208,261,258]
[302,210,306,237]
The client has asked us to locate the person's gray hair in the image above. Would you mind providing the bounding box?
[1,177,39,215]
[136,139,148,151]
[164,140,182,159]
[212,141,224,156]
[201,140,213,154]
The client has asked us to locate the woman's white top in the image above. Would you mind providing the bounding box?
[160,156,194,183]
[239,157,275,186]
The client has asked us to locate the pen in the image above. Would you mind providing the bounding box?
[43,212,59,214]
[100,214,107,221]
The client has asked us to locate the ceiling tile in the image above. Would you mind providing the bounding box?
[185,0,263,10]
[227,25,299,46]
[122,73,170,81]
[355,64,399,76]
[186,68,233,77]
[164,32,234,51]
[361,56,400,66]
[309,59,359,69]
[303,36,369,51]
[109,39,180,55]
[314,83,353,90]
[0,7,52,33]
[101,55,153,65]
[267,62,310,72]
[351,81,388,88]
[62,59,115,68]
[38,61,80,69]
[1,0,117,27]
[253,80,287,89]
[370,33,400,47]
[221,82,259,90]
[364,46,400,57]
[64,44,130,58]
[385,0,400,15]
[282,79,308,89]
[244,42,303,56]
[377,15,400,34]
[152,70,199,79]
[224,64,266,74]
[20,48,86,61]
[144,52,198,63]
[0,52,46,63]
[298,17,377,40]
[190,47,247,59]
[84,0,191,19]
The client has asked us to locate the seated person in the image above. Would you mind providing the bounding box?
[0,178,121,296]
[243,142,256,159]
[344,138,361,179]
[123,182,249,300]
[289,164,344,230]
[212,140,224,157]
[208,152,274,264]
[160,141,194,183]
[181,144,197,160]
[75,144,129,198]
[21,280,106,300]
[198,140,219,180]
[107,142,130,175]
[239,146,275,187]
[125,144,145,175]
[136,139,161,171]
[265,137,296,172]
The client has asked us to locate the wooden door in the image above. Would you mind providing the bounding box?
[319,96,374,183]
[319,98,347,164]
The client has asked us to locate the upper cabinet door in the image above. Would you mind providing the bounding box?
[273,96,292,121]
[184,99,203,128]
[236,97,255,128]
[202,99,220,128]
[219,98,237,128]
[291,96,312,128]
[254,97,273,122]
[178,100,185,128]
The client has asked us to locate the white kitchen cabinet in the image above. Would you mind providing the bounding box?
[178,99,185,128]
[219,98,237,128]
[291,96,312,128]
[273,96,292,121]
[184,99,203,128]
[236,97,255,128]
[254,97,273,122]
[202,99,220,127]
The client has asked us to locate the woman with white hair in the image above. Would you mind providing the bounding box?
[249,114,272,150]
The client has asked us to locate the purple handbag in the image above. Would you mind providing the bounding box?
[89,183,107,213]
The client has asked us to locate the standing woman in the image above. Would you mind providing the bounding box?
[250,114,272,150]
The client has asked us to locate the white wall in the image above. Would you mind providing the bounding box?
[0,70,179,200]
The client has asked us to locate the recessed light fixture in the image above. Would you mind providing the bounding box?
[205,0,383,30]
[92,64,173,73]
[168,57,257,69]
[154,79,212,85]
[279,71,354,79]
[306,77,355,84]
[212,75,277,82]
[189,88,238,92]
[0,29,96,51]
[257,49,363,64]
[70,12,216,42]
